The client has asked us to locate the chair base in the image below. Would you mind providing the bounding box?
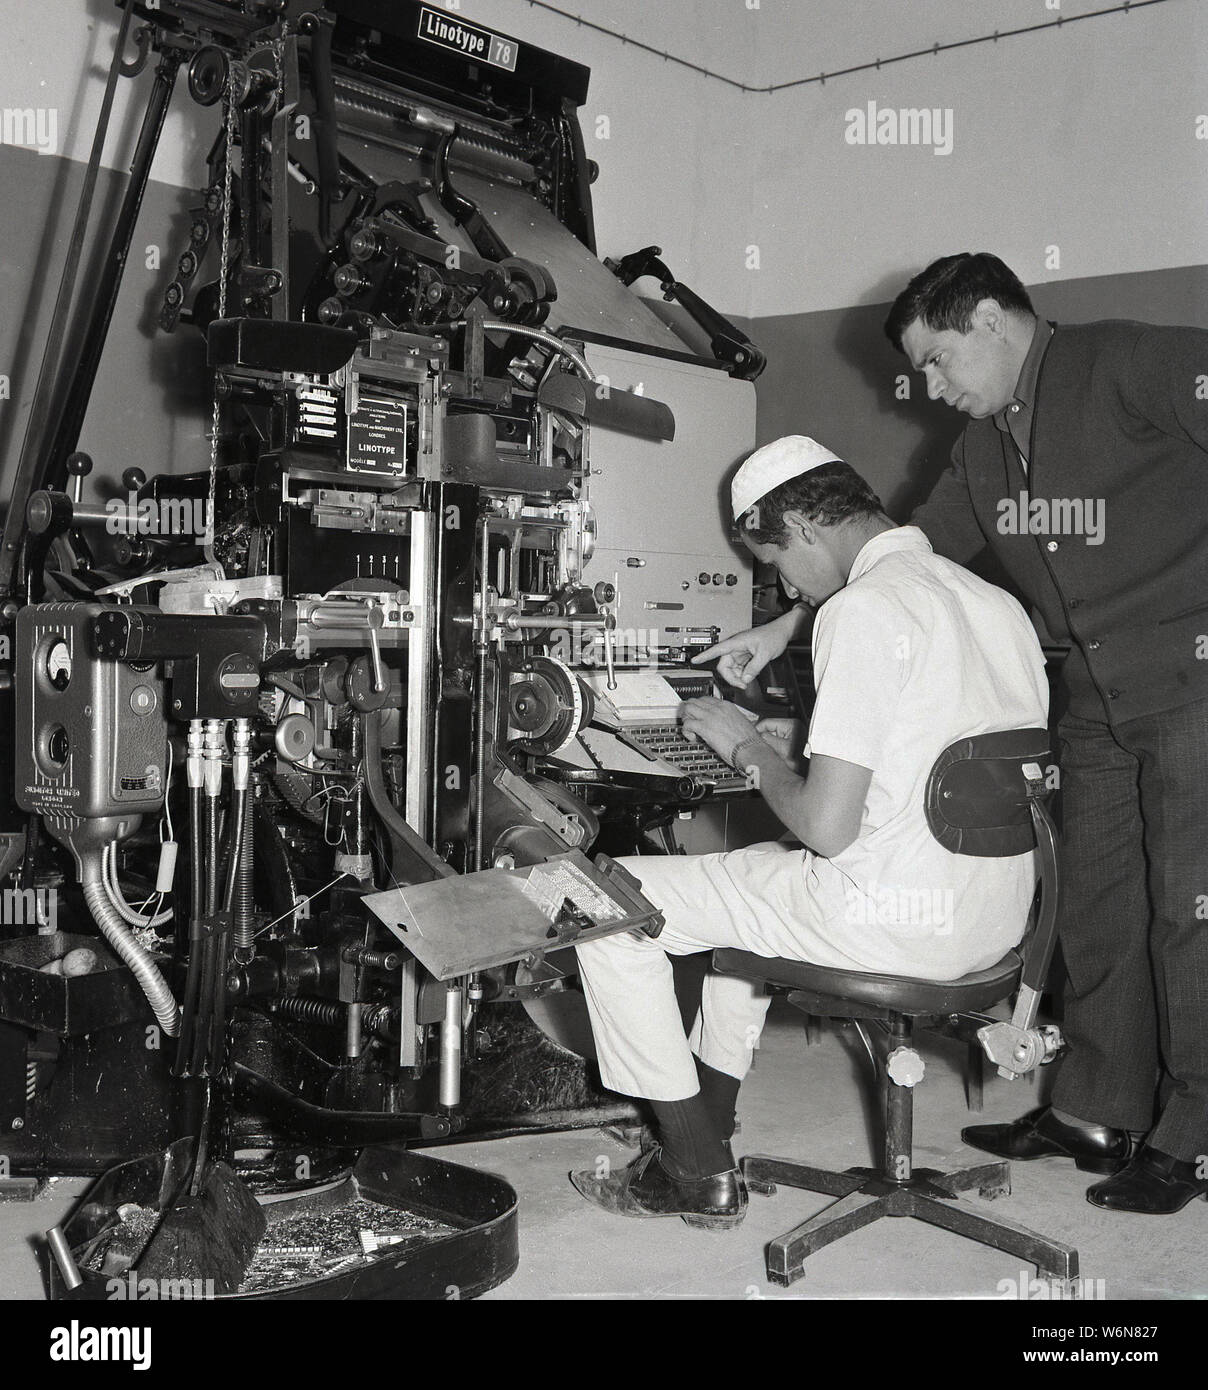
[742,1153,1079,1289]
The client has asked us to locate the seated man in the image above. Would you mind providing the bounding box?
[570,434,1048,1229]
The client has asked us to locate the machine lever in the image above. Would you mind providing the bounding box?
[605,245,766,381]
[366,606,387,694]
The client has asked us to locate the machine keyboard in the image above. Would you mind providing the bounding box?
[626,723,752,791]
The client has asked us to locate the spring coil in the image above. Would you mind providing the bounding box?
[271,997,398,1036]
[272,996,343,1028]
[232,805,255,952]
[361,1003,397,1036]
[341,946,403,971]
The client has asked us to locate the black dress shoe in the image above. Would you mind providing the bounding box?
[636,1124,737,1171]
[1086,1145,1208,1214]
[961,1105,1131,1175]
[570,1145,747,1230]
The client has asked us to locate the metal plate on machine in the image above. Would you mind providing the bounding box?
[347,392,409,474]
[330,136,689,354]
[460,172,692,350]
[362,850,661,980]
[414,5,520,73]
[579,344,756,647]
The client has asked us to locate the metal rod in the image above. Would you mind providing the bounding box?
[40,52,182,497]
[884,1019,913,1183]
[439,981,463,1108]
[46,1226,83,1290]
[501,611,607,630]
[345,1001,363,1060]
[0,0,137,597]
[473,520,491,871]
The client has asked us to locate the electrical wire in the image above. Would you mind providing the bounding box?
[103,844,173,928]
[851,1018,879,1074]
[254,871,353,939]
[162,739,175,844]
[523,0,1178,93]
[133,741,177,917]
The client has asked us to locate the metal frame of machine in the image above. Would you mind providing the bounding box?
[0,0,763,1296]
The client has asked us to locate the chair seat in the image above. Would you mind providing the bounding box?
[711,948,1022,1015]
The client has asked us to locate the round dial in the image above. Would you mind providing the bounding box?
[46,640,72,691]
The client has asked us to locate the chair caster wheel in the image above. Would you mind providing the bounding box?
[747,1179,777,1196]
[979,1182,1010,1200]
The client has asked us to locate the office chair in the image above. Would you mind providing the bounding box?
[713,728,1076,1290]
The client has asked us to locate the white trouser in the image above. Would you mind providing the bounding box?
[575,842,835,1100]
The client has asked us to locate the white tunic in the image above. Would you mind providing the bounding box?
[802,524,1049,979]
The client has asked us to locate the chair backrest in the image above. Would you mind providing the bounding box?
[924,727,1059,999]
[924,728,1049,857]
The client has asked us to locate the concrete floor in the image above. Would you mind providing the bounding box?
[3,1001,1205,1301]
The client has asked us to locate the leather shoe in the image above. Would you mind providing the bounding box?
[1086,1145,1208,1214]
[570,1145,747,1229]
[636,1124,736,1171]
[961,1105,1131,1175]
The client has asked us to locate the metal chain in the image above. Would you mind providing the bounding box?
[205,41,285,565]
[205,93,237,563]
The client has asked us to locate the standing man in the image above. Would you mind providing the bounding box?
[704,253,1208,1214]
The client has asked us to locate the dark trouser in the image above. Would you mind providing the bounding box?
[1050,698,1208,1162]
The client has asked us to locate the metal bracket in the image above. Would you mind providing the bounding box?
[977,1020,1064,1079]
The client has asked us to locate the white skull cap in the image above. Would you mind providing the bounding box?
[730,435,844,522]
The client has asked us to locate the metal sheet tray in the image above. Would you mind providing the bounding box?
[51,1138,519,1302]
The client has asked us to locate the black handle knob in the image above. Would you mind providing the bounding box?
[66,451,92,477]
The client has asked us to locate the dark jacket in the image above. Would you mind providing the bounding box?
[911,319,1208,724]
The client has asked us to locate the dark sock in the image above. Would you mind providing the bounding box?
[650,1094,732,1180]
[1050,1106,1104,1132]
[694,1056,741,1142]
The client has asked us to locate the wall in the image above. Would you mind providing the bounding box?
[752,262,1208,521]
[743,0,1208,318]
[0,149,209,504]
[471,1,1208,321]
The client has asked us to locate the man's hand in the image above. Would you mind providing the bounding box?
[680,697,761,765]
[691,609,802,689]
[754,716,805,769]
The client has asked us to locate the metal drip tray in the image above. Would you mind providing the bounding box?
[52,1138,518,1301]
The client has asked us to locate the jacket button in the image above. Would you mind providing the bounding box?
[1108,689,1120,700]
[1088,639,1101,650]
[1046,541,1059,552]
[1068,598,1081,609]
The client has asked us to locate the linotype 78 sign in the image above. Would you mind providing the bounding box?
[416,7,520,73]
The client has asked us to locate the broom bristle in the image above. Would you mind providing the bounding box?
[137,1162,266,1296]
